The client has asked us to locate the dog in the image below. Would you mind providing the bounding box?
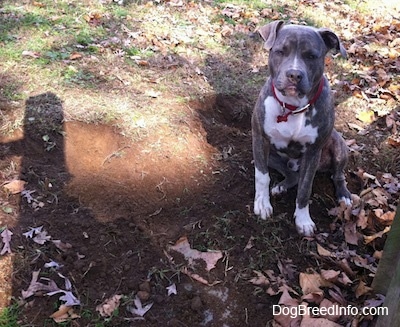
[252,21,352,236]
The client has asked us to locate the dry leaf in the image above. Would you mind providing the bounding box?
[337,272,353,286]
[180,266,221,286]
[0,228,13,255]
[364,294,385,308]
[166,284,177,296]
[96,294,122,317]
[50,304,80,323]
[364,226,391,244]
[388,135,400,147]
[373,209,395,225]
[249,270,270,286]
[52,240,72,252]
[22,50,41,58]
[69,52,82,60]
[356,208,368,229]
[373,250,383,260]
[244,236,255,251]
[3,180,26,194]
[22,270,59,299]
[300,316,342,327]
[127,296,153,317]
[355,280,372,298]
[320,270,340,283]
[302,291,324,304]
[278,288,299,307]
[33,1,45,7]
[23,226,43,239]
[169,236,223,272]
[344,221,360,245]
[319,299,341,321]
[33,230,51,245]
[328,288,346,305]
[273,292,302,327]
[299,272,333,295]
[356,110,375,123]
[44,261,63,269]
[317,244,333,257]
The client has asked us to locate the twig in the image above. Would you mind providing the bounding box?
[101,145,130,166]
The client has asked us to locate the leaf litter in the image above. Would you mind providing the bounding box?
[250,166,399,326]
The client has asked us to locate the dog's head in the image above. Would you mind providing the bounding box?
[258,21,346,99]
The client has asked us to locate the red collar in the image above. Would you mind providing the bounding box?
[272,79,324,123]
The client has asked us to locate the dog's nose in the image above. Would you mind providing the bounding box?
[286,69,303,83]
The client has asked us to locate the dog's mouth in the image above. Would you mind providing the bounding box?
[280,85,306,98]
[282,86,300,97]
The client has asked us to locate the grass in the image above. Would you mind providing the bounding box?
[0,303,19,327]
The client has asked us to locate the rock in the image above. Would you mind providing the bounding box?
[139,281,151,293]
[137,290,150,301]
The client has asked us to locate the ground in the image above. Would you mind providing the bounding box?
[0,1,399,326]
[0,91,393,327]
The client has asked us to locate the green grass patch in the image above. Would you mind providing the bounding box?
[0,303,19,327]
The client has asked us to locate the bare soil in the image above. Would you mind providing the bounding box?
[0,89,392,326]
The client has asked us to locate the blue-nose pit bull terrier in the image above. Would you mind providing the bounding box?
[252,21,352,236]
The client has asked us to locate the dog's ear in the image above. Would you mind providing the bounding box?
[257,20,284,50]
[319,29,347,59]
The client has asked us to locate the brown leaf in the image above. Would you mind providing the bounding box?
[52,240,72,252]
[249,270,269,286]
[356,208,368,229]
[337,272,353,286]
[3,180,26,194]
[355,280,372,298]
[299,272,333,295]
[169,236,223,272]
[320,270,340,283]
[69,52,82,60]
[302,291,324,304]
[33,1,45,7]
[338,258,356,277]
[300,316,342,327]
[364,226,391,244]
[344,221,361,245]
[244,236,255,251]
[96,294,122,317]
[317,244,333,257]
[278,288,299,307]
[388,135,400,147]
[50,305,80,322]
[373,209,395,225]
[22,50,41,58]
[319,299,341,322]
[180,267,221,286]
[328,288,346,305]
[220,26,233,37]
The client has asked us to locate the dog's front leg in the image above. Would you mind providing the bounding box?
[252,114,273,220]
[294,149,322,236]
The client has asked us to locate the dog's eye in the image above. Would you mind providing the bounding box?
[306,53,318,60]
[275,49,285,56]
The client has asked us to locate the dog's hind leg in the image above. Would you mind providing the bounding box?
[268,153,299,195]
[330,131,352,205]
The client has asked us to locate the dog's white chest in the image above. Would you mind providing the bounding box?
[263,96,319,150]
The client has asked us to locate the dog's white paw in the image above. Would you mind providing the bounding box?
[271,184,286,195]
[254,169,273,219]
[254,195,273,219]
[339,196,352,207]
[294,204,316,236]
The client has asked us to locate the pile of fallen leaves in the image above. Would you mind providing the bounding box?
[249,167,399,326]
